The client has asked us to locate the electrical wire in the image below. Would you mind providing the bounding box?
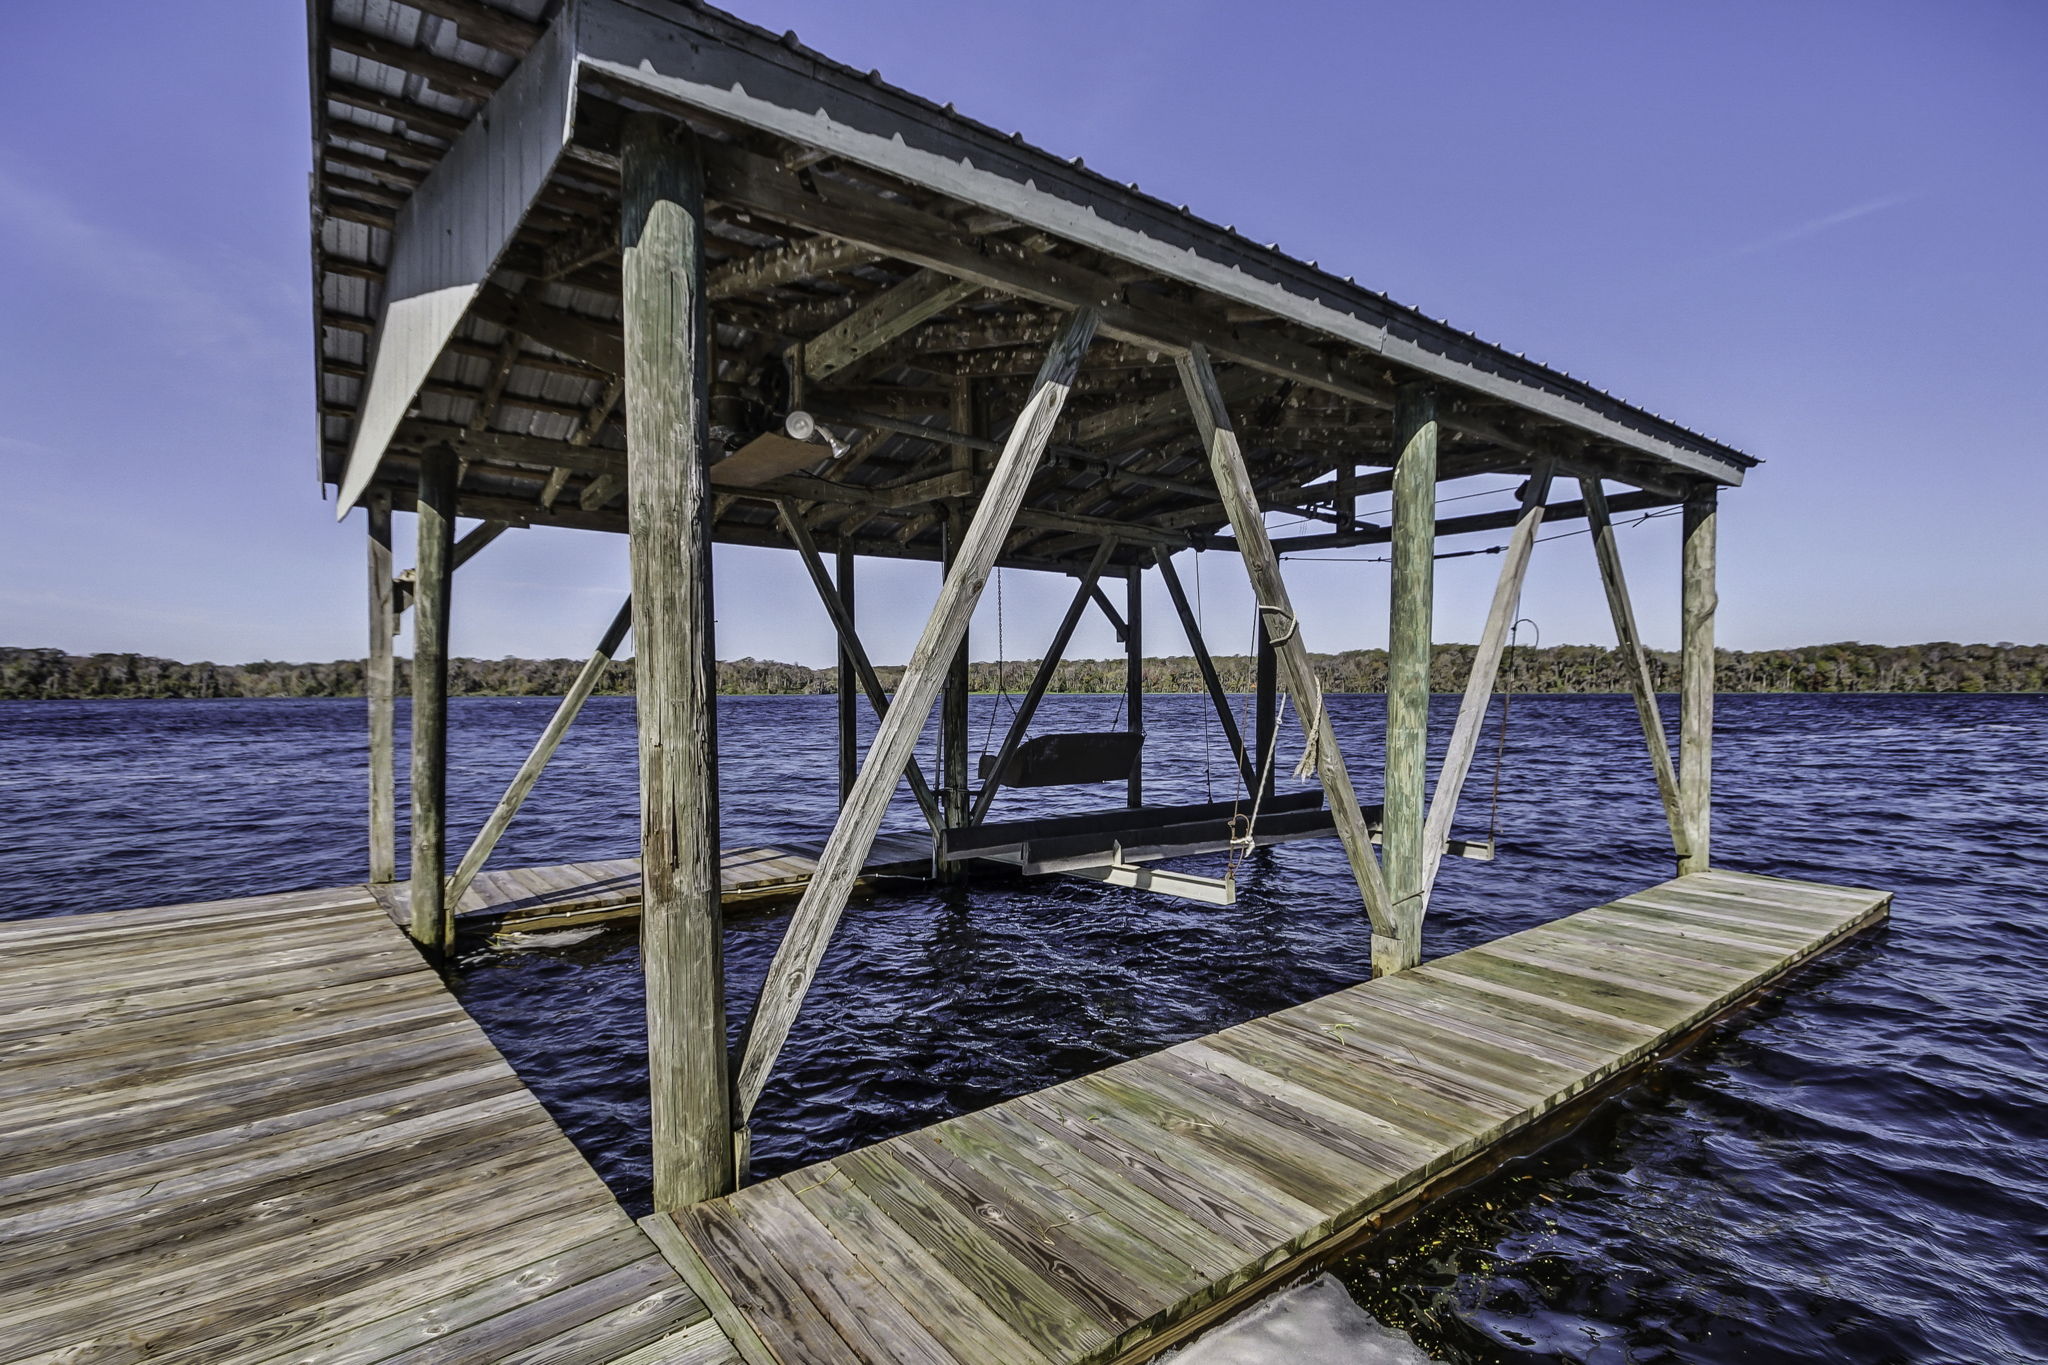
[1280,506,1680,563]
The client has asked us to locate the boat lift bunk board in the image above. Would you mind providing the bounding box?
[943,791,1498,904]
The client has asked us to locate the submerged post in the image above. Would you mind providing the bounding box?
[622,112,732,1206]
[408,448,456,954]
[1680,486,1717,874]
[366,490,397,885]
[1125,566,1144,808]
[835,543,857,808]
[940,377,977,834]
[1385,383,1438,969]
[940,512,971,834]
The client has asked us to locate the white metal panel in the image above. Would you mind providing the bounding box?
[332,14,579,515]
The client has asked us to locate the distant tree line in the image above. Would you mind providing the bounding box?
[4,641,2043,699]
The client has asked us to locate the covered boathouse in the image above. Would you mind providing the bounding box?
[0,2,1887,1363]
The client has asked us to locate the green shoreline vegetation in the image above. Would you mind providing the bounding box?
[4,642,2043,699]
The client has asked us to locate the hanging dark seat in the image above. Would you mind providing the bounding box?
[978,730,1144,788]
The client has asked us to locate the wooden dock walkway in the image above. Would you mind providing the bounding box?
[367,834,934,936]
[648,870,1889,1365]
[0,885,739,1365]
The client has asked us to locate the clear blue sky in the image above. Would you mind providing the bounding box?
[1,1,2041,668]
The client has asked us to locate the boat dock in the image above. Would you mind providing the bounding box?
[0,868,1883,1364]
[0,884,737,1364]
[366,834,935,938]
[648,870,1887,1364]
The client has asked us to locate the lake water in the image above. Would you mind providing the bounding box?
[2,691,2043,1362]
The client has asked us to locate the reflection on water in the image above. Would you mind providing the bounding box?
[1165,1275,1430,1364]
[2,692,2044,1362]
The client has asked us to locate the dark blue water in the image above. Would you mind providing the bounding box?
[1,693,2043,1363]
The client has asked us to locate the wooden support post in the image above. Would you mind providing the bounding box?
[1582,476,1689,865]
[366,491,398,885]
[444,598,633,909]
[1125,566,1144,808]
[940,511,972,833]
[407,447,456,955]
[775,503,943,833]
[1680,485,1717,874]
[1155,550,1255,792]
[1177,345,1399,963]
[1254,613,1278,800]
[734,307,1099,1119]
[940,378,977,834]
[835,544,857,808]
[621,113,731,1208]
[1382,383,1437,969]
[970,537,1119,825]
[1419,464,1553,907]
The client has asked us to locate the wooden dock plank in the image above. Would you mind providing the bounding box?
[0,890,734,1365]
[647,872,1889,1364]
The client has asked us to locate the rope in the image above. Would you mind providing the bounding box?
[1227,692,1292,874]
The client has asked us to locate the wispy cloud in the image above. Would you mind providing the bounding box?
[1726,193,1915,259]
[0,161,282,365]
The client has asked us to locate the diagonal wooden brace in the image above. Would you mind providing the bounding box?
[733,307,1101,1119]
[1176,345,1401,968]
[1418,464,1553,910]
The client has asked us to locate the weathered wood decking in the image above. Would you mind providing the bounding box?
[649,870,1889,1365]
[0,886,737,1365]
[368,834,934,935]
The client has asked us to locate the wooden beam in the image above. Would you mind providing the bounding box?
[1419,464,1552,908]
[394,518,513,614]
[969,537,1119,825]
[366,491,398,885]
[706,236,878,301]
[408,447,457,954]
[775,502,943,833]
[734,306,1101,1120]
[1177,345,1399,958]
[806,270,981,382]
[1680,486,1717,874]
[1153,550,1255,793]
[1126,567,1145,808]
[622,114,732,1208]
[1090,584,1128,641]
[1383,384,1437,969]
[444,599,634,909]
[1583,477,1689,866]
[940,380,977,835]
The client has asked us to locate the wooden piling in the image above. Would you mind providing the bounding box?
[941,378,977,834]
[1125,567,1144,808]
[1154,549,1255,793]
[621,112,732,1207]
[1680,485,1717,874]
[836,544,856,808]
[366,490,397,885]
[1384,383,1438,969]
[407,447,456,954]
